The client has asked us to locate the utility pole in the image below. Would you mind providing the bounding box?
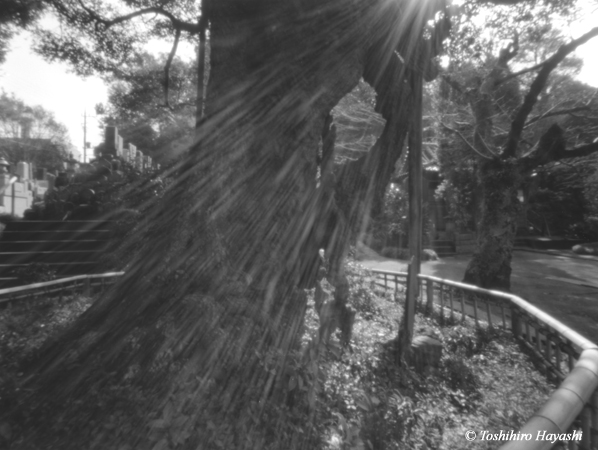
[83,110,87,163]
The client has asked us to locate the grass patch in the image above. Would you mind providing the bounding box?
[0,295,94,413]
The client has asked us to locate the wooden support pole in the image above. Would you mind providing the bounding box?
[195,12,209,128]
[402,71,423,351]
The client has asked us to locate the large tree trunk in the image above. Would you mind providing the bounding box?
[463,157,522,291]
[6,2,381,449]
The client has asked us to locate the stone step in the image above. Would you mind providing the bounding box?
[0,250,104,265]
[2,220,113,232]
[0,239,108,252]
[0,229,112,242]
[431,240,454,247]
[432,245,456,256]
[515,236,585,250]
[456,245,476,254]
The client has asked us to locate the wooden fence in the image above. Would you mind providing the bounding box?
[0,272,124,304]
[372,268,598,450]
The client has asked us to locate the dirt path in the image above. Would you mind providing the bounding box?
[357,248,598,344]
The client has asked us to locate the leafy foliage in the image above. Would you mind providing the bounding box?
[32,0,200,79]
[0,92,72,170]
[527,156,598,239]
[100,52,197,163]
[0,0,43,64]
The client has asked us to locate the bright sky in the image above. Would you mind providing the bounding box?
[0,7,596,163]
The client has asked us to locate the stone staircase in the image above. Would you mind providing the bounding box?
[430,239,455,256]
[0,220,113,288]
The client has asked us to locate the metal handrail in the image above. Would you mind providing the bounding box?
[0,272,124,304]
[370,268,598,450]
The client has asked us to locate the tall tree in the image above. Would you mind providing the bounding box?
[439,4,598,289]
[4,1,453,448]
[0,92,72,170]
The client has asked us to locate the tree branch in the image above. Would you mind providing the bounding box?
[555,140,598,161]
[522,123,598,170]
[161,27,181,109]
[441,74,464,94]
[502,27,598,159]
[494,61,545,87]
[440,122,493,160]
[525,105,591,127]
[73,1,200,34]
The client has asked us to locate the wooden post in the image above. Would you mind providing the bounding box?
[11,181,15,215]
[511,307,521,338]
[84,277,91,297]
[426,279,434,313]
[400,70,423,354]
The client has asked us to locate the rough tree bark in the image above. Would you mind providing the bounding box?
[462,157,522,290]
[297,2,448,346]
[4,1,413,449]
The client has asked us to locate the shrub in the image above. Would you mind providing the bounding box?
[442,355,478,393]
[13,263,57,285]
[345,263,382,318]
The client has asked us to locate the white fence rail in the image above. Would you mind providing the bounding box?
[371,268,598,450]
[0,272,124,304]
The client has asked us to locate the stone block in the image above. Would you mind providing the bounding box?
[572,243,598,255]
[13,182,26,193]
[422,249,439,261]
[408,335,443,374]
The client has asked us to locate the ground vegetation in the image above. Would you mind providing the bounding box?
[0,264,553,449]
[0,92,72,170]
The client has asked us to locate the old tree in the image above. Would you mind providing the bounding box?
[4,0,448,448]
[439,2,598,290]
[2,0,596,448]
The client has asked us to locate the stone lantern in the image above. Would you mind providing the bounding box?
[0,157,10,174]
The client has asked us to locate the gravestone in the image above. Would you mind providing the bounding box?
[104,126,118,156]
[117,135,124,157]
[16,162,29,180]
[45,173,56,191]
[127,144,137,163]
